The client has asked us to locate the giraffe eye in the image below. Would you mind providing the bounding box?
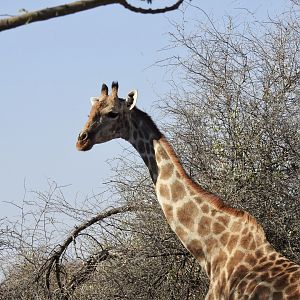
[107,111,119,119]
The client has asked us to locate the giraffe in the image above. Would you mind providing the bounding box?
[76,82,300,299]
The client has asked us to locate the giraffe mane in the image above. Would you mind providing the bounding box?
[159,137,264,233]
[133,108,162,138]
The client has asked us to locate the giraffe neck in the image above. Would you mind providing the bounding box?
[126,108,162,183]
[125,108,273,292]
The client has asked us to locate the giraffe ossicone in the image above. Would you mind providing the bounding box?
[77,81,300,299]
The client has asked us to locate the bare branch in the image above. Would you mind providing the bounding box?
[37,204,136,297]
[0,0,184,32]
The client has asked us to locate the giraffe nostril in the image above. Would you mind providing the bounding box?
[78,131,89,141]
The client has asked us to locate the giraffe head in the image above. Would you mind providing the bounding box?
[76,82,138,151]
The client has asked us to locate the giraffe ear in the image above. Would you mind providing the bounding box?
[90,97,99,106]
[126,90,138,110]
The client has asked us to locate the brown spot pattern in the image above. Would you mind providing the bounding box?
[249,240,257,250]
[270,266,283,276]
[227,234,239,253]
[220,232,230,246]
[187,239,205,260]
[159,184,170,199]
[231,265,249,288]
[155,145,169,162]
[170,180,186,202]
[177,201,198,229]
[255,249,264,259]
[227,250,245,276]
[201,204,209,213]
[162,203,173,221]
[159,163,174,180]
[198,216,212,236]
[217,215,230,227]
[188,187,197,196]
[251,285,270,299]
[290,270,300,283]
[274,274,290,290]
[286,284,298,295]
[206,237,218,253]
[244,254,257,267]
[240,233,252,249]
[211,209,217,216]
[242,227,248,235]
[213,222,226,235]
[212,249,227,276]
[231,220,241,232]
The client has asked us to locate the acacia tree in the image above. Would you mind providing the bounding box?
[0,178,208,299]
[0,182,140,300]
[158,5,300,261]
[0,0,183,32]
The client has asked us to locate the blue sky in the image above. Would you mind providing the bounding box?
[0,0,288,218]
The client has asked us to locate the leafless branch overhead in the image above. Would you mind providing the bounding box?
[0,0,184,32]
